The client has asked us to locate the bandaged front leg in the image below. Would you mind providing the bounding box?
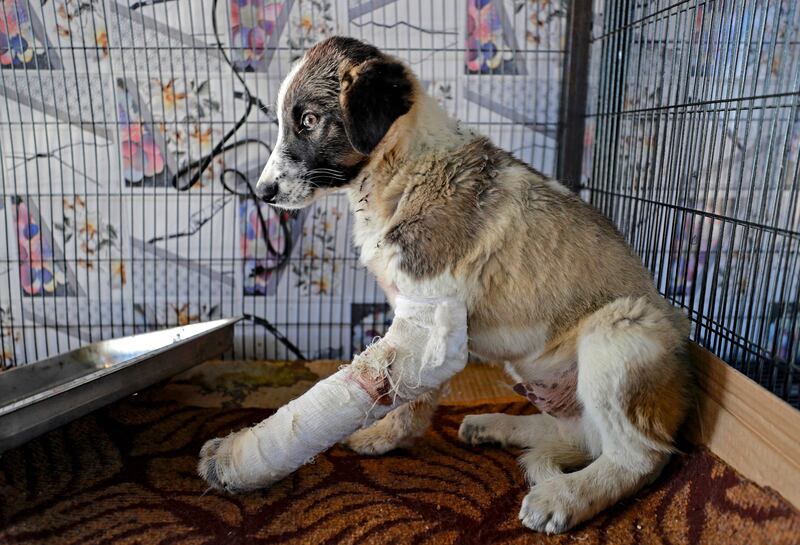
[198,294,468,493]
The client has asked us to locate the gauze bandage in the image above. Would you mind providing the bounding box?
[201,294,468,492]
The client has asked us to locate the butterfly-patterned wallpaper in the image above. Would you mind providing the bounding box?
[0,0,567,366]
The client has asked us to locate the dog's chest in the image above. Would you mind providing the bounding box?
[348,181,399,294]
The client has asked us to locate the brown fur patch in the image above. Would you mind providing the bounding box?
[360,120,672,347]
[373,137,513,278]
[625,349,693,445]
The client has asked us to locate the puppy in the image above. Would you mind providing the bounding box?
[253,36,691,533]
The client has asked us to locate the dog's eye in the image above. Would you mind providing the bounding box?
[301,112,318,130]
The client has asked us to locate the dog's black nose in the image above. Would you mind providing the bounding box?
[259,183,279,203]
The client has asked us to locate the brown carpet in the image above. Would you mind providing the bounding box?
[1,361,799,545]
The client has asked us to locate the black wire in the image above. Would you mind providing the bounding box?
[243,314,306,361]
[128,0,175,10]
[220,168,293,267]
[171,0,256,192]
[233,91,274,118]
[155,0,306,359]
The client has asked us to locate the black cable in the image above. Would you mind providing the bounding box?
[170,0,256,192]
[152,0,306,359]
[233,91,274,118]
[128,0,175,10]
[220,168,293,268]
[243,314,306,361]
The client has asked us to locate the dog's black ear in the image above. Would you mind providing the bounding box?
[340,58,414,155]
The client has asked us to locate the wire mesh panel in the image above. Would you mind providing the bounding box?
[583,0,800,407]
[0,1,566,367]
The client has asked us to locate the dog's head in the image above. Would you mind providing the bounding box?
[255,37,415,208]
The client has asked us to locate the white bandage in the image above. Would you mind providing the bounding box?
[205,294,468,491]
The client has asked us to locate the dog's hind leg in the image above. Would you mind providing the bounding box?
[518,297,690,534]
[459,412,591,484]
[459,412,557,448]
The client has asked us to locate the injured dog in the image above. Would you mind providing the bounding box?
[198,294,469,493]
[199,36,692,534]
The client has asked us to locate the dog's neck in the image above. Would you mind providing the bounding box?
[346,91,477,286]
[378,92,471,160]
[347,92,475,222]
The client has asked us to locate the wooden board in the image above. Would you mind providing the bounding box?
[686,344,800,508]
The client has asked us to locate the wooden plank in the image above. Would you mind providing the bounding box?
[685,344,800,508]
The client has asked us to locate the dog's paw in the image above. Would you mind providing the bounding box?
[519,477,583,534]
[343,423,411,455]
[458,414,504,446]
[198,435,233,492]
[198,430,258,494]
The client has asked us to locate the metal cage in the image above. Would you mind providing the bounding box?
[0,0,797,408]
[584,0,800,408]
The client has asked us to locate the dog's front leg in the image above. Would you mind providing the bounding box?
[198,294,468,493]
[343,386,442,455]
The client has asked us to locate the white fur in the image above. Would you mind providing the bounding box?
[469,325,550,364]
[546,179,572,194]
[256,59,305,200]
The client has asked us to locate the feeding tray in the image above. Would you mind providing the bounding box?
[0,317,240,453]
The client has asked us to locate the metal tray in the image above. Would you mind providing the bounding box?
[0,317,240,452]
